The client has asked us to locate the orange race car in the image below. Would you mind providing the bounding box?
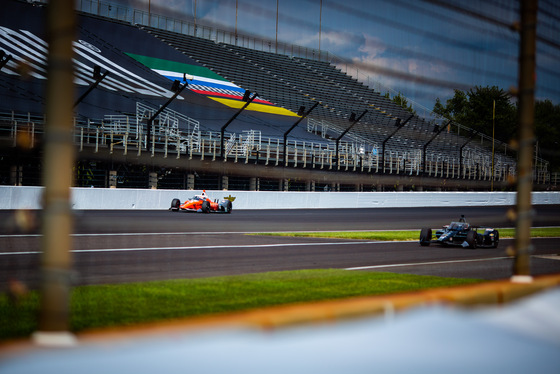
[169,190,233,214]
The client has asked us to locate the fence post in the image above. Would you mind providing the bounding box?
[35,0,76,345]
[266,143,270,165]
[124,132,128,156]
[13,121,17,147]
[189,137,193,160]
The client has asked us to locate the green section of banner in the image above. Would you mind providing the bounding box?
[125,52,226,81]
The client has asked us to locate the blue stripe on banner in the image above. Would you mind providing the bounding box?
[161,74,245,95]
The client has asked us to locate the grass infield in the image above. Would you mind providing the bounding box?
[1,270,482,340]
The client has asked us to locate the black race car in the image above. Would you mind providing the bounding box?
[419,215,499,249]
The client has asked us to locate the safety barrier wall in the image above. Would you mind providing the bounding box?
[1,186,559,210]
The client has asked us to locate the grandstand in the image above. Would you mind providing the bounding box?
[0,0,551,191]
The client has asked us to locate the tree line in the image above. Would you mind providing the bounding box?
[431,86,560,172]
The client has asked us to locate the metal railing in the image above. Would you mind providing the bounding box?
[551,172,560,186]
[1,110,527,184]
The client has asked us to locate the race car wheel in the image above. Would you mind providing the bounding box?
[226,200,232,214]
[170,198,181,211]
[466,230,477,249]
[201,200,210,213]
[419,228,432,246]
[492,230,499,248]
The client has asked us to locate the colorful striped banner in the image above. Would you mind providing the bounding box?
[126,53,298,117]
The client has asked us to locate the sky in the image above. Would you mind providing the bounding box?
[97,0,559,116]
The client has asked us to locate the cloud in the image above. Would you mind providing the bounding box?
[351,33,454,86]
[281,30,348,53]
[327,32,462,111]
[129,0,228,22]
[318,30,351,49]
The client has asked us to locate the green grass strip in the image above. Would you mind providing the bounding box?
[252,227,560,241]
[255,231,419,241]
[0,270,482,340]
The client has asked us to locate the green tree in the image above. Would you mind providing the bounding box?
[433,86,517,143]
[433,89,469,123]
[384,92,416,114]
[534,99,560,171]
[434,88,560,171]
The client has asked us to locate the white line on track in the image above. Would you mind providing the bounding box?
[0,232,220,238]
[0,240,401,256]
[345,257,511,271]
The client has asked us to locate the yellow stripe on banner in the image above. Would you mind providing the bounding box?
[210,97,300,117]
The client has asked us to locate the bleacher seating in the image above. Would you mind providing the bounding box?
[1,0,525,189]
[138,24,518,176]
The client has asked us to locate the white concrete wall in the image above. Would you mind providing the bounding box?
[1,186,559,210]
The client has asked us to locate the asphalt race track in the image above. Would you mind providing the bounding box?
[1,205,559,290]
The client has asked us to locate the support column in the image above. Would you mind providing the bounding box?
[249,177,257,191]
[10,165,22,186]
[187,173,195,190]
[109,171,117,188]
[307,180,315,192]
[221,175,229,190]
[149,172,158,189]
